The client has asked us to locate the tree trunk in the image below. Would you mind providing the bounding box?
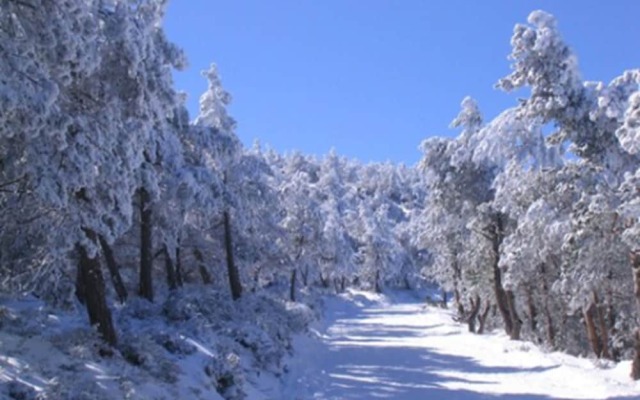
[341,275,347,292]
[490,213,515,338]
[452,259,464,316]
[75,260,86,305]
[477,300,491,334]
[526,287,537,333]
[593,291,611,360]
[539,263,555,347]
[506,290,522,340]
[333,277,341,294]
[320,273,330,288]
[584,302,602,358]
[631,251,640,379]
[193,248,212,285]
[454,287,465,318]
[632,330,640,380]
[606,293,618,360]
[544,301,556,347]
[467,295,481,333]
[252,265,261,292]
[224,210,242,300]
[77,230,117,346]
[493,263,513,336]
[162,244,177,291]
[374,270,382,293]
[441,290,448,309]
[175,244,183,287]
[98,234,127,304]
[301,264,309,287]
[138,188,153,302]
[289,268,297,302]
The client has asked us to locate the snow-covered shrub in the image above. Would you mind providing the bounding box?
[120,297,163,320]
[46,379,114,400]
[229,322,281,370]
[152,332,197,356]
[2,381,42,400]
[0,300,49,337]
[162,287,234,329]
[117,333,181,384]
[204,351,245,400]
[285,302,316,333]
[49,328,105,361]
[230,293,313,371]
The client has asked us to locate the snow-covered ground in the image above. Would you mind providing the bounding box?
[0,289,314,400]
[281,290,640,400]
[3,290,640,399]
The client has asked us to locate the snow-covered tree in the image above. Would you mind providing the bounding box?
[0,0,190,345]
[278,156,324,300]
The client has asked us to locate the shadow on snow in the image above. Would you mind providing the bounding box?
[302,294,637,400]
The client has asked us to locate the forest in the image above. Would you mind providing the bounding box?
[2,1,640,398]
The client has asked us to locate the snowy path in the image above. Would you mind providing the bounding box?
[282,291,640,400]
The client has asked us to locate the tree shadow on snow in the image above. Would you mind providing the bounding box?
[317,342,562,400]
[303,297,638,400]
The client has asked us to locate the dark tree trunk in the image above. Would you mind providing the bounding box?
[341,275,347,292]
[454,287,465,319]
[467,295,481,333]
[526,287,537,333]
[374,270,382,293]
[252,265,262,292]
[631,251,640,379]
[584,302,602,358]
[301,264,309,287]
[224,210,242,300]
[162,244,178,291]
[544,301,556,347]
[606,271,617,331]
[632,330,640,380]
[506,290,522,340]
[138,188,153,302]
[606,305,619,360]
[333,277,341,294]
[75,261,86,304]
[77,230,117,346]
[477,300,491,334]
[441,290,448,309]
[593,292,612,360]
[582,292,612,360]
[539,263,555,347]
[98,234,127,304]
[289,268,297,302]
[489,213,516,338]
[175,244,183,287]
[493,263,513,336]
[452,259,464,317]
[193,248,212,285]
[320,273,330,288]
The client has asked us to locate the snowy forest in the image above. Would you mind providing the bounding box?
[2,1,640,399]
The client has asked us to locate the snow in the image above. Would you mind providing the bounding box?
[282,290,640,399]
[2,290,640,399]
[0,289,312,400]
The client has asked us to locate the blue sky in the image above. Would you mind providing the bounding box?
[164,1,640,165]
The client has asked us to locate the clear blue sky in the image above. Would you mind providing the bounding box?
[164,1,640,165]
